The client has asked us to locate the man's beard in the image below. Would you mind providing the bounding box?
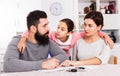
[35,30,49,45]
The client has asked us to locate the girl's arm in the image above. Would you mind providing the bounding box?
[17,31,54,53]
[98,31,114,49]
[17,30,28,53]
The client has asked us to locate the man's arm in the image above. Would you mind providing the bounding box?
[3,36,42,72]
[49,40,69,63]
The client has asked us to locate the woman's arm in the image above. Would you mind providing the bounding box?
[75,57,101,65]
[60,38,110,67]
[60,57,101,67]
[75,42,110,66]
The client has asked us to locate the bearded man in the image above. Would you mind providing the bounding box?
[3,10,68,72]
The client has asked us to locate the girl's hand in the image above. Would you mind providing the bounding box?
[104,34,114,49]
[60,60,79,67]
[17,37,27,53]
[60,60,71,67]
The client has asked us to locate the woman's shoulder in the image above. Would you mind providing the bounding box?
[76,38,84,43]
[98,38,105,43]
[95,38,107,46]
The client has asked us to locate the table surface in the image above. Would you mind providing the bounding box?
[0,64,120,76]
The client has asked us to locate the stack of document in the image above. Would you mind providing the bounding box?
[39,65,99,72]
[39,67,74,72]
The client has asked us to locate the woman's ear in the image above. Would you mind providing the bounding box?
[30,25,37,33]
[97,25,102,31]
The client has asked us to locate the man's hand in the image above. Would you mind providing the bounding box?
[42,58,60,69]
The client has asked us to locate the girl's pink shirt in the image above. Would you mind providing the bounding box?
[48,32,86,56]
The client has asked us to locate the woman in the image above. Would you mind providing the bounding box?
[60,11,110,66]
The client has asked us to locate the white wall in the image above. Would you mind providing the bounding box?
[0,0,75,53]
[41,0,75,31]
[0,0,42,52]
[0,0,17,51]
[16,0,41,32]
[0,0,120,50]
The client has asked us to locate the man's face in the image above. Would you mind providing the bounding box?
[35,18,50,45]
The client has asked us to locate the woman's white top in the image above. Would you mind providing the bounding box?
[72,38,110,64]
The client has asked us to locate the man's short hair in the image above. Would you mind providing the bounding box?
[27,10,47,30]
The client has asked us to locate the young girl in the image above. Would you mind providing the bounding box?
[17,18,114,59]
[60,11,111,66]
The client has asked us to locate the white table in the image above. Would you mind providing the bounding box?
[0,64,120,76]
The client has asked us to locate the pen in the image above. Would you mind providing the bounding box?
[78,67,85,69]
[67,67,85,72]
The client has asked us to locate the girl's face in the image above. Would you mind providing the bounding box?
[56,21,70,40]
[84,18,101,37]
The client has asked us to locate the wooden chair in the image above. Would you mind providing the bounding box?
[108,55,117,64]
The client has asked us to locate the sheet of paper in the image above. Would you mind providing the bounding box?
[39,67,74,72]
[38,65,99,73]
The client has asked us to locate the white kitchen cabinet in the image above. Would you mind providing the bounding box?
[73,0,119,31]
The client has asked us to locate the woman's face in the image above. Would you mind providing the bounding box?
[84,18,101,37]
[56,21,69,39]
